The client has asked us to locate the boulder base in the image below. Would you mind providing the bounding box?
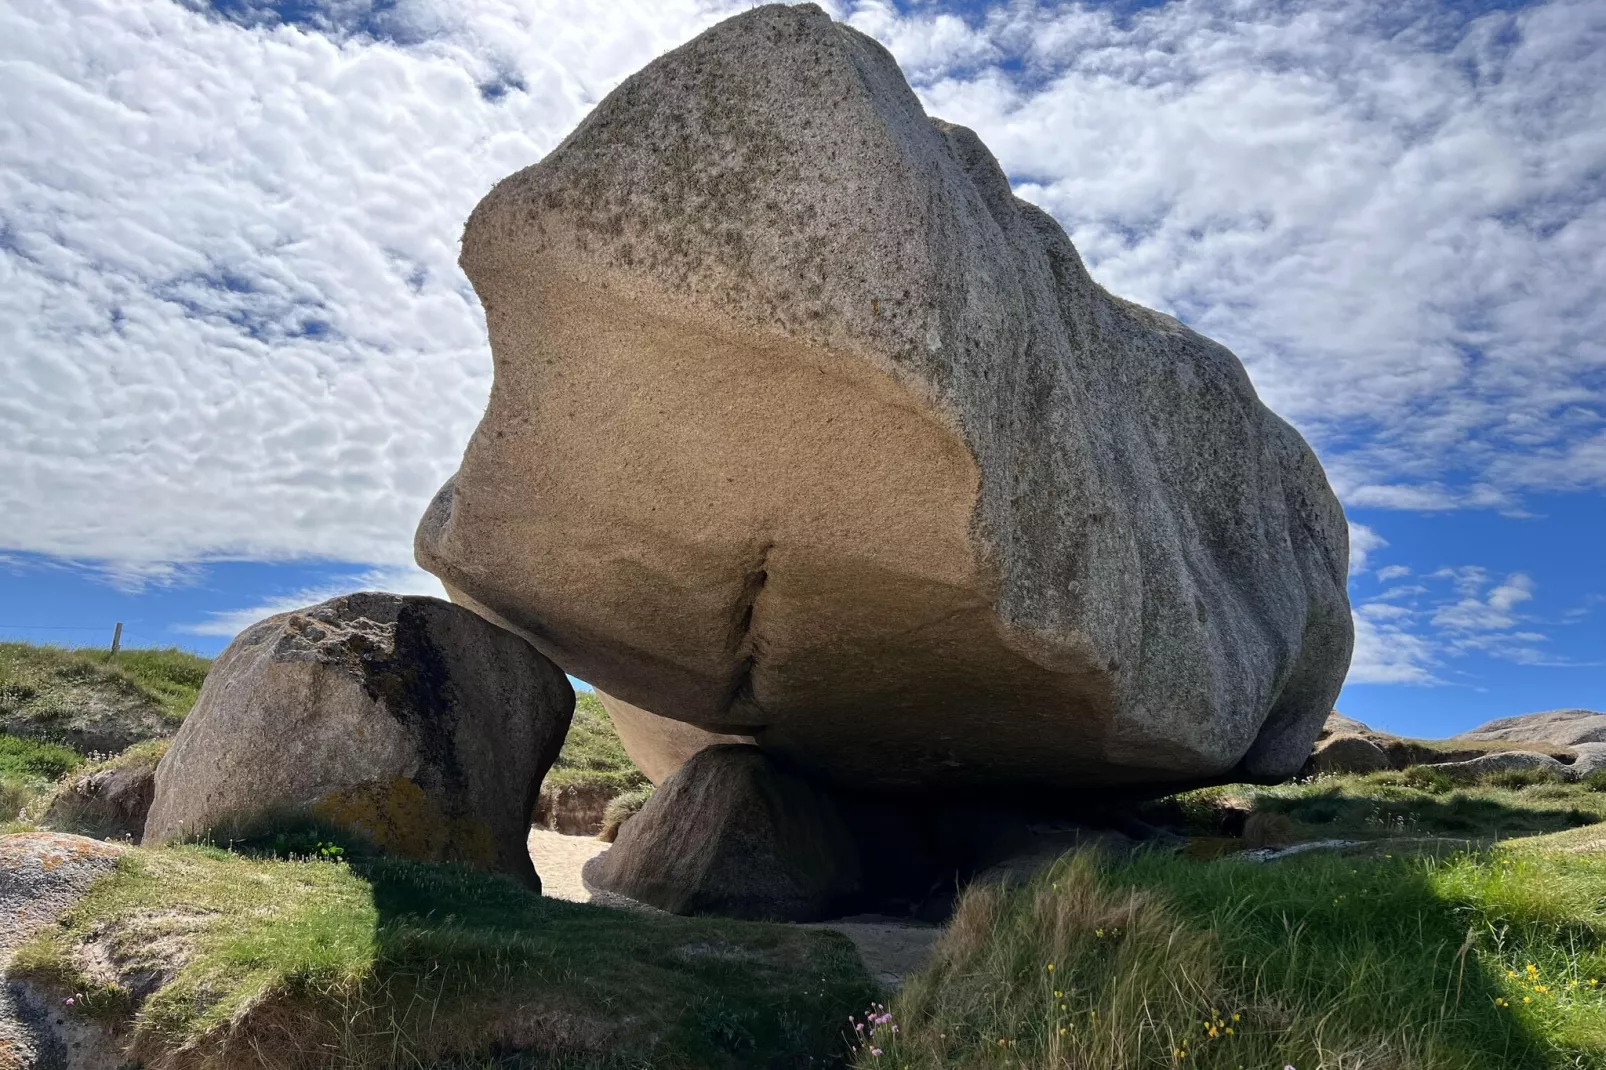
[145,593,572,889]
[591,745,860,921]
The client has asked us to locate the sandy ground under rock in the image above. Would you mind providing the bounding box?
[528,828,939,989]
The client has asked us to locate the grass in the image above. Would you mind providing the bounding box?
[12,842,875,1069]
[0,731,86,830]
[855,847,1606,1069]
[1149,766,1606,845]
[543,692,649,798]
[0,642,211,752]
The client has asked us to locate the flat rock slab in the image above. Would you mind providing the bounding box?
[1,833,128,1070]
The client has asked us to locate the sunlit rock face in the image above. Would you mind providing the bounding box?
[417,3,1353,794]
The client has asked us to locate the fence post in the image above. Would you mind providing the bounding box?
[111,622,123,656]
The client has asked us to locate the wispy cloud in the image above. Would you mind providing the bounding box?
[179,564,446,638]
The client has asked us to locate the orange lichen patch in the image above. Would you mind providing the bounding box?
[1,831,126,871]
[309,777,496,867]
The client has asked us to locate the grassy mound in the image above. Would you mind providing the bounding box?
[855,847,1606,1069]
[0,642,210,753]
[12,842,874,1069]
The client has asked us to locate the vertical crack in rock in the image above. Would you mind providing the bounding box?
[726,542,773,716]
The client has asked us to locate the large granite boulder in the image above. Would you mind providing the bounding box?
[417,3,1352,792]
[590,745,860,920]
[145,594,572,889]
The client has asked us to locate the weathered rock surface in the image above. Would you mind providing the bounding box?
[145,593,572,889]
[40,746,163,844]
[1426,751,1570,783]
[597,690,753,784]
[591,745,861,921]
[1308,733,1392,775]
[1457,709,1606,747]
[1,833,129,1070]
[417,2,1352,793]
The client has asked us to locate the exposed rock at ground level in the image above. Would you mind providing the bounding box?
[0,833,129,1069]
[1425,751,1571,783]
[1457,709,1606,747]
[40,746,163,844]
[1307,734,1392,775]
[416,2,1353,794]
[145,594,572,890]
[591,745,861,921]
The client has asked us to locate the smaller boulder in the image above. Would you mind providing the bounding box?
[590,745,859,921]
[41,743,164,843]
[1425,750,1569,783]
[145,593,573,889]
[1308,734,1393,775]
[1570,743,1606,781]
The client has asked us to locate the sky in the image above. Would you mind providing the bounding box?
[1,0,1602,738]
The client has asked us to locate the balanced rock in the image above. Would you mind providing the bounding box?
[145,594,572,889]
[417,3,1352,791]
[591,745,860,920]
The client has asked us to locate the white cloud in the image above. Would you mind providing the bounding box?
[1347,609,1440,685]
[1,0,1604,585]
[179,562,446,637]
[1347,521,1385,575]
[1376,564,1412,581]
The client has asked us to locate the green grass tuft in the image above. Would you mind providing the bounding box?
[858,847,1606,1069]
[12,843,874,1069]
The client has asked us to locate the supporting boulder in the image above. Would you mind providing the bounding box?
[590,744,860,921]
[144,593,572,890]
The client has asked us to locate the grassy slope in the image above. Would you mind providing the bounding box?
[0,642,210,752]
[857,770,1606,1070]
[544,691,649,797]
[0,643,209,830]
[13,844,874,1069]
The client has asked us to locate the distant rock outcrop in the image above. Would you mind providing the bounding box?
[1457,709,1606,747]
[416,2,1352,794]
[591,745,860,921]
[145,593,572,889]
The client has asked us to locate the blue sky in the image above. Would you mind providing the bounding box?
[1,0,1603,739]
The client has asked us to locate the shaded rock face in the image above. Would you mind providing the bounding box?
[417,3,1352,792]
[591,745,860,921]
[145,594,572,889]
[42,753,160,843]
